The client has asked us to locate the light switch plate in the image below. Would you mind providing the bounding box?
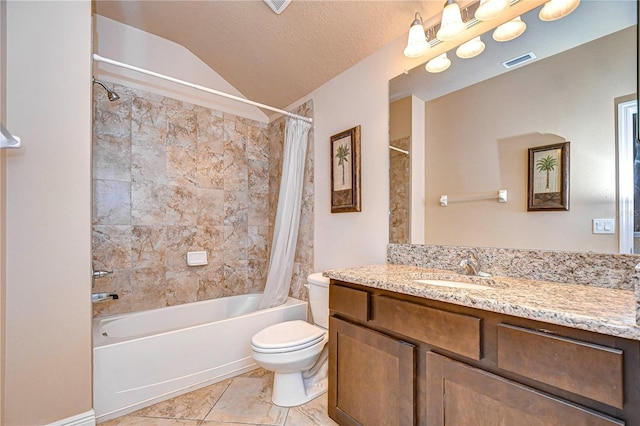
[593,218,615,234]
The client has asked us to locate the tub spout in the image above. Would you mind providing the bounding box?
[92,270,113,279]
[92,292,119,303]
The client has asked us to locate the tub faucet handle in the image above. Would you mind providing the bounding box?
[92,270,113,279]
[92,292,119,303]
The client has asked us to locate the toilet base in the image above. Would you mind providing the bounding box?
[271,371,328,407]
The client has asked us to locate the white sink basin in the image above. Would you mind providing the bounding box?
[415,279,492,290]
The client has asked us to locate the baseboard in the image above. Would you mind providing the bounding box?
[47,410,96,426]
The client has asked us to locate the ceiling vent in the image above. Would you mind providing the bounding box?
[264,0,292,15]
[502,52,536,69]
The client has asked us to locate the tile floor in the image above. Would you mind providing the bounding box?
[101,368,339,426]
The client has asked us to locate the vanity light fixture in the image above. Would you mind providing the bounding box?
[539,0,580,21]
[437,0,466,41]
[456,36,486,58]
[402,0,541,73]
[425,53,451,73]
[403,12,430,58]
[492,16,526,42]
[475,0,510,21]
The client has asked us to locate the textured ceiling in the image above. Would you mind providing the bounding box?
[94,0,449,110]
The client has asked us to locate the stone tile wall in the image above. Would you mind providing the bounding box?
[92,84,313,316]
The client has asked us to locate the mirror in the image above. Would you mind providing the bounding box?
[389,1,637,253]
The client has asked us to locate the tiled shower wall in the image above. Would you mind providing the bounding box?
[92,84,313,316]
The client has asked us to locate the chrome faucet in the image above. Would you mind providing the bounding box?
[458,251,491,277]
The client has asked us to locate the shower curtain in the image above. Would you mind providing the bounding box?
[259,117,312,309]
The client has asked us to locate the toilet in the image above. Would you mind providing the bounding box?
[251,272,330,407]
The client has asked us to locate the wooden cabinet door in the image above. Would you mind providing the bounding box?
[329,317,415,426]
[426,352,624,426]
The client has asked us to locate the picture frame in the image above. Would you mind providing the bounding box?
[528,142,570,211]
[331,125,361,213]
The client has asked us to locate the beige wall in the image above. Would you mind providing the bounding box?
[390,97,412,141]
[287,29,432,271]
[424,27,636,252]
[4,1,93,424]
[294,36,424,271]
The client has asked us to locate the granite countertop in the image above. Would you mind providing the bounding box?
[324,264,640,341]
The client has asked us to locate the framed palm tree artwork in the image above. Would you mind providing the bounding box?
[331,125,361,213]
[528,142,570,211]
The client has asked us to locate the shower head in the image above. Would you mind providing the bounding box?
[92,77,120,102]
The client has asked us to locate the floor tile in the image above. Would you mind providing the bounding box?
[203,376,288,425]
[284,394,338,426]
[101,417,199,425]
[197,423,262,426]
[242,367,272,379]
[100,369,338,426]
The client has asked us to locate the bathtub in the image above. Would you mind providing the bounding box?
[93,294,308,422]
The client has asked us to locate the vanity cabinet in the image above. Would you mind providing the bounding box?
[426,352,623,426]
[328,283,416,425]
[328,280,640,426]
[328,317,415,425]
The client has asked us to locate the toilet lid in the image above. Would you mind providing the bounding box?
[251,320,326,352]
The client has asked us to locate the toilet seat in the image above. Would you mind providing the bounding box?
[251,320,327,354]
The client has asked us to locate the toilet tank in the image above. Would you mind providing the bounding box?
[307,273,330,329]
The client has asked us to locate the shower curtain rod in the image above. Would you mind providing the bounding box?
[92,54,313,123]
[389,145,409,155]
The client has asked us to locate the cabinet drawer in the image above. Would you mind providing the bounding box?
[329,284,370,321]
[375,295,481,360]
[497,324,624,409]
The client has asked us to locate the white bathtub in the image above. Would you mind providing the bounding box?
[93,294,308,423]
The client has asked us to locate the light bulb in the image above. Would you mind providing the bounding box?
[539,0,580,21]
[475,0,510,21]
[456,36,485,59]
[492,16,526,42]
[425,53,451,73]
[437,1,466,41]
[404,17,430,58]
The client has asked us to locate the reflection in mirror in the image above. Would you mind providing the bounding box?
[389,98,411,244]
[389,1,637,253]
